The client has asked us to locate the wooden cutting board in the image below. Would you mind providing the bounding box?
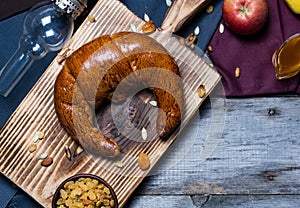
[0,0,220,207]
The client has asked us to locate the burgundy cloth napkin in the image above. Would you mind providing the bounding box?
[208,0,300,97]
[0,0,46,21]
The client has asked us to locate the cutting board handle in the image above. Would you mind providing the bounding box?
[161,0,213,32]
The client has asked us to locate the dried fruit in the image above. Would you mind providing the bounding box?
[207,45,213,52]
[41,157,53,167]
[56,177,115,207]
[87,15,96,23]
[185,33,197,47]
[28,144,37,153]
[142,20,156,34]
[138,152,150,171]
[197,85,206,98]
[36,131,44,140]
[206,5,214,14]
[235,67,240,78]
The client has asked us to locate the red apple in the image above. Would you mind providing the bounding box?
[222,0,268,35]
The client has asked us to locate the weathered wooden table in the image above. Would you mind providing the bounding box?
[123,94,300,207]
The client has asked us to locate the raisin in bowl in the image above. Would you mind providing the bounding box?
[52,173,118,208]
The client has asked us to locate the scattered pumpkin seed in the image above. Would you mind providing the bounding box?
[219,23,225,34]
[65,145,72,161]
[144,13,150,22]
[114,161,124,168]
[206,5,214,14]
[166,0,172,7]
[87,14,96,23]
[39,153,48,160]
[197,85,206,98]
[130,23,137,32]
[41,157,53,167]
[74,145,84,157]
[194,26,200,36]
[138,152,150,171]
[28,144,37,153]
[235,67,241,78]
[149,100,157,107]
[141,127,147,140]
[33,135,39,143]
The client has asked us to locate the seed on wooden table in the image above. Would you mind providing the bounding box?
[141,127,147,141]
[235,67,241,78]
[41,157,53,167]
[65,145,72,161]
[28,144,37,153]
[206,5,214,14]
[138,152,150,171]
[197,85,206,98]
[36,131,44,140]
[39,153,48,160]
[87,15,96,23]
[114,161,124,168]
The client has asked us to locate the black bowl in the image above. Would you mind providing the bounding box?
[52,173,118,208]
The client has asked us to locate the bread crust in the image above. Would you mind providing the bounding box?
[54,32,183,157]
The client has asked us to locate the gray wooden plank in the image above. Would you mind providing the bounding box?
[124,194,300,208]
[124,195,196,208]
[131,96,300,195]
[194,194,300,208]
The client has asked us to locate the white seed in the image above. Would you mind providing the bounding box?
[74,145,84,157]
[114,161,124,168]
[33,135,39,143]
[144,13,150,22]
[39,153,48,160]
[141,127,147,140]
[149,100,157,107]
[65,145,72,161]
[219,23,225,34]
[166,0,172,7]
[194,26,200,36]
[130,23,137,32]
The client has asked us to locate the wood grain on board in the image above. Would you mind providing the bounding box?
[0,0,220,207]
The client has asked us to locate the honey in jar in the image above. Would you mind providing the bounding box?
[272,33,300,79]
